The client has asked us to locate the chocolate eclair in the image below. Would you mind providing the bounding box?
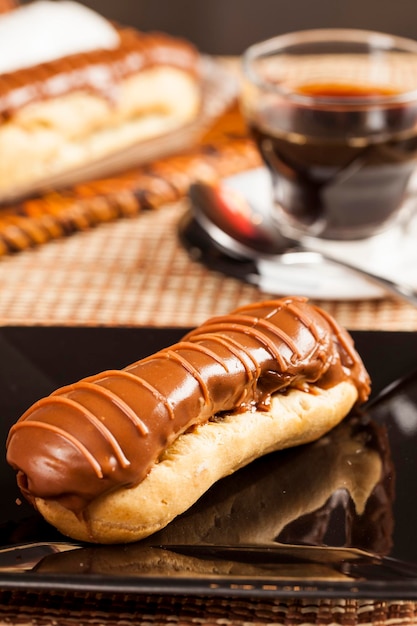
[6,296,370,543]
[0,1,202,200]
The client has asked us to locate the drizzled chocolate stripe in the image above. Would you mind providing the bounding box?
[314,305,360,363]
[84,370,151,435]
[54,379,149,433]
[195,333,261,382]
[192,314,303,367]
[42,394,131,469]
[6,297,371,513]
[8,420,104,478]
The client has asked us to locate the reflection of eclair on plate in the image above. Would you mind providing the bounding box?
[35,415,392,582]
[35,544,355,582]
[7,296,372,544]
[149,415,391,551]
[0,1,202,200]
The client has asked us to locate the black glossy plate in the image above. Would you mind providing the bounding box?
[1,326,417,600]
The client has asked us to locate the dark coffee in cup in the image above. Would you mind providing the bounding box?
[242,30,417,242]
[250,83,417,240]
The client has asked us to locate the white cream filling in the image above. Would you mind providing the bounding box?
[0,0,120,75]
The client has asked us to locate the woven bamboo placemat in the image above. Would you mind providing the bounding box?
[0,590,416,626]
[0,198,416,330]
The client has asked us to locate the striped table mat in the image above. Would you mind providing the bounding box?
[0,199,415,330]
[0,590,416,626]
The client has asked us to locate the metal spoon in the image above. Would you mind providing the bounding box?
[188,181,417,306]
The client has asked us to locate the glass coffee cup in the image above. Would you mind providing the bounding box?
[241,29,417,242]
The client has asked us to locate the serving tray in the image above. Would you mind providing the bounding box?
[1,326,417,600]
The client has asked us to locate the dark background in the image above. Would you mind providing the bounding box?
[45,0,417,55]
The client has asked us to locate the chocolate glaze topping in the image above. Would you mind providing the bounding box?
[0,28,200,121]
[6,297,370,513]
